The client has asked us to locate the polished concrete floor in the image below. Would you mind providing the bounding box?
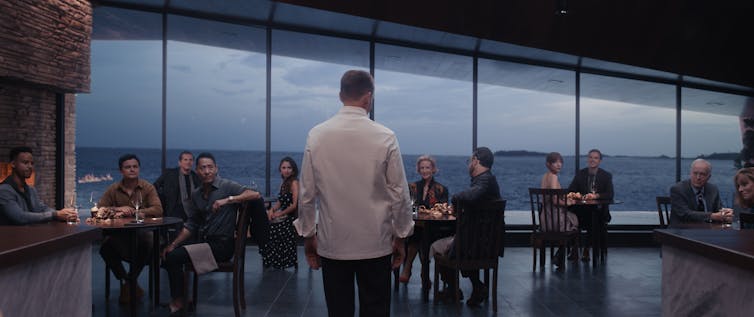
[91,246,662,316]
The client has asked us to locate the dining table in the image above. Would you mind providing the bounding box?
[412,211,456,299]
[569,199,622,266]
[89,216,182,316]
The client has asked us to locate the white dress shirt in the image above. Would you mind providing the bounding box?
[294,106,414,260]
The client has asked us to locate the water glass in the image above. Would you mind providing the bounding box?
[134,208,144,223]
[67,205,79,224]
[721,207,733,228]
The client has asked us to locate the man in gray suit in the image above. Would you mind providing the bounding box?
[669,159,732,225]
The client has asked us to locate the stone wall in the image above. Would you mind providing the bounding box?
[0,0,91,93]
[0,0,91,208]
[0,83,76,207]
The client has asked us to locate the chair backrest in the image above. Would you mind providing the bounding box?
[452,199,506,268]
[656,196,671,228]
[740,212,754,229]
[528,188,570,233]
[229,201,253,266]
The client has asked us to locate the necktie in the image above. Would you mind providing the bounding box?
[696,191,705,211]
[184,174,192,199]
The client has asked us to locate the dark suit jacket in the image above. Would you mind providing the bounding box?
[568,167,614,222]
[153,168,200,220]
[669,179,721,226]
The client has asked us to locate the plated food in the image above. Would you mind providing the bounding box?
[567,192,583,200]
[418,202,452,217]
[84,206,118,224]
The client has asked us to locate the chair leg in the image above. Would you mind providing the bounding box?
[233,269,240,317]
[539,245,546,268]
[105,265,110,300]
[453,269,460,310]
[492,266,498,312]
[192,271,198,311]
[532,245,536,271]
[239,263,246,310]
[433,261,440,303]
[483,268,490,300]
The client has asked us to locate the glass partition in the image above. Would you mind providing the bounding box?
[478,59,575,215]
[77,8,163,206]
[270,30,370,193]
[580,74,675,224]
[167,15,267,192]
[681,88,747,206]
[374,44,473,198]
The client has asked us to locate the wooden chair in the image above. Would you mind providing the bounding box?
[656,196,671,228]
[528,188,580,271]
[433,199,506,312]
[184,199,258,317]
[740,212,754,229]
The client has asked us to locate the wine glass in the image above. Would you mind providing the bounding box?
[132,191,144,223]
[410,198,416,216]
[250,179,259,192]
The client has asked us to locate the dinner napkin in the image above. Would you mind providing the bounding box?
[184,243,218,275]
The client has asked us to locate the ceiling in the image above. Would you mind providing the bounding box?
[93,0,753,115]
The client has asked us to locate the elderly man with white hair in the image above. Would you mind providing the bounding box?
[669,159,732,226]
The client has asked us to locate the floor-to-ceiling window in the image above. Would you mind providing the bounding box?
[681,88,747,206]
[270,30,370,193]
[166,15,266,192]
[580,74,676,222]
[81,4,753,226]
[478,59,575,214]
[76,7,162,206]
[374,44,473,196]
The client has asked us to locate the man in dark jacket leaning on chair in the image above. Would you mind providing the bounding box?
[429,146,501,307]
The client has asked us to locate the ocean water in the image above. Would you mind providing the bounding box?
[75,147,739,215]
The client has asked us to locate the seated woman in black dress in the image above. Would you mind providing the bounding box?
[262,156,299,269]
[400,155,449,288]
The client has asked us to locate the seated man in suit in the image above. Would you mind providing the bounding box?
[430,146,501,307]
[567,148,614,261]
[0,146,77,225]
[670,159,732,225]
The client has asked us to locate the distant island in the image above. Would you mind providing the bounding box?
[696,152,739,160]
[494,150,549,157]
[494,150,740,160]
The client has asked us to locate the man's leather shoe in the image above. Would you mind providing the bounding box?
[466,285,488,307]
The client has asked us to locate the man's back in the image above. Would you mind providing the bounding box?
[299,106,414,260]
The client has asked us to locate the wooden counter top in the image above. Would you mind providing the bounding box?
[0,222,101,270]
[654,228,754,272]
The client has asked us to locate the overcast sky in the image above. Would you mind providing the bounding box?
[77,40,741,157]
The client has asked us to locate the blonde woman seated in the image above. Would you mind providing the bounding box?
[541,152,579,264]
[401,155,449,288]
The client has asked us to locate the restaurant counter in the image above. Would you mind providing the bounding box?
[0,222,101,317]
[654,228,754,316]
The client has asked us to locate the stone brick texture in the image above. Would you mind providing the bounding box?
[0,0,91,208]
[0,0,91,93]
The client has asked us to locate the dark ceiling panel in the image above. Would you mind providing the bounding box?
[278,0,754,89]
